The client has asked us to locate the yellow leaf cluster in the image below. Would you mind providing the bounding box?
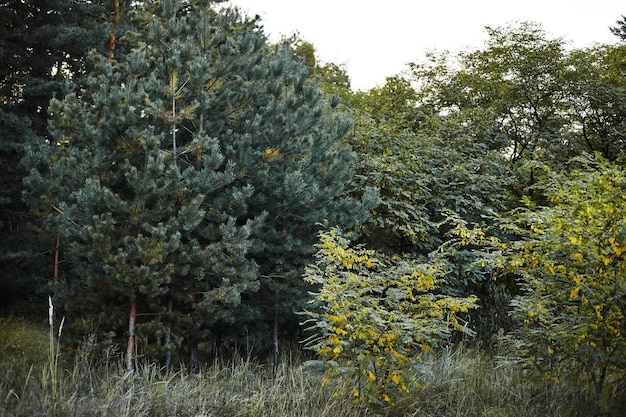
[609,237,626,256]
[416,273,435,291]
[569,235,582,245]
[261,147,281,162]
[595,305,603,318]
[391,373,402,385]
[306,227,479,405]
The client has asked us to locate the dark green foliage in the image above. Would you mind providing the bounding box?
[0,0,123,132]
[610,15,626,41]
[348,75,512,252]
[0,109,49,313]
[0,0,138,313]
[22,0,370,362]
[346,82,513,340]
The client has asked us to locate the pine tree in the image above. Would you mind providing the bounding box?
[1,0,138,311]
[209,24,377,355]
[24,0,373,364]
[24,3,258,368]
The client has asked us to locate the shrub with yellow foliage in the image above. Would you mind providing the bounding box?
[504,154,626,406]
[303,228,478,404]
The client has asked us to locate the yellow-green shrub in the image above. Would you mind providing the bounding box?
[504,155,626,406]
[303,228,478,404]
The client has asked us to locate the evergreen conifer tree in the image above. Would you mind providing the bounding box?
[24,0,374,364]
[1,0,139,311]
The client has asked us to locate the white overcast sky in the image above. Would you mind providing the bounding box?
[226,1,625,91]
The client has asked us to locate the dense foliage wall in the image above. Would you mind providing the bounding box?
[1,1,625,406]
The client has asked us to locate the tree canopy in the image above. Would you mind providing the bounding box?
[0,0,137,311]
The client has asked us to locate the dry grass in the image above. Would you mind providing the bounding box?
[390,345,602,417]
[0,316,621,417]
[0,315,364,417]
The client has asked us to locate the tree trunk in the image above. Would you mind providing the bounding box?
[164,298,172,374]
[53,234,60,283]
[126,298,137,373]
[273,314,280,376]
[189,336,198,374]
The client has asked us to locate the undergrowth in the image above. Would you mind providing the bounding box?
[0,316,621,417]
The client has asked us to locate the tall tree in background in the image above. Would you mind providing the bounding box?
[23,0,372,365]
[565,44,626,161]
[0,0,137,311]
[289,37,353,100]
[409,22,626,201]
[411,23,572,165]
